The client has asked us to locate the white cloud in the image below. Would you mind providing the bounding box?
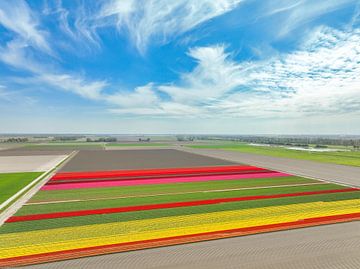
[0,0,50,52]
[41,1,102,52]
[264,0,357,37]
[159,45,248,103]
[0,85,10,100]
[99,0,243,53]
[0,39,42,73]
[0,36,107,101]
[106,84,160,108]
[0,1,107,102]
[229,26,360,117]
[109,26,360,119]
[39,74,107,100]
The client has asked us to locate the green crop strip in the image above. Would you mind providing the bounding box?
[0,172,43,205]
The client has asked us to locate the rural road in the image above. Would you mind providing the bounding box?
[23,221,360,269]
[179,147,360,187]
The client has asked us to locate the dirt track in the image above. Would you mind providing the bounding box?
[59,149,236,172]
[180,148,360,187]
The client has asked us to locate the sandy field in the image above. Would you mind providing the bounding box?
[0,155,68,173]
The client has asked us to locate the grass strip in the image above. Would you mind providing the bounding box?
[0,172,43,205]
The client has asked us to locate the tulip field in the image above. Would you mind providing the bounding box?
[0,164,359,266]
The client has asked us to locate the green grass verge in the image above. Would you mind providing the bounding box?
[29,176,318,202]
[2,191,358,234]
[0,172,43,205]
[17,183,343,215]
[106,143,169,147]
[189,143,360,167]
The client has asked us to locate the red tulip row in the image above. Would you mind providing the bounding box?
[51,165,267,181]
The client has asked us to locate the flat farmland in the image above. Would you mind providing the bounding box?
[106,143,170,147]
[59,149,235,171]
[189,143,360,167]
[0,172,42,205]
[0,149,359,267]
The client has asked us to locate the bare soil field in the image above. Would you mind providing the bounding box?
[0,155,68,173]
[60,149,236,172]
[0,149,73,156]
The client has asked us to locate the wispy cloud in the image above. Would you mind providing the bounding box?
[0,85,11,100]
[41,0,102,52]
[108,26,360,118]
[0,34,107,101]
[0,84,37,105]
[159,45,248,103]
[99,0,243,53]
[262,0,357,37]
[0,0,107,101]
[0,39,41,73]
[0,0,50,53]
[39,74,107,100]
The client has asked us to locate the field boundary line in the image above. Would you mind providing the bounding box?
[0,151,78,226]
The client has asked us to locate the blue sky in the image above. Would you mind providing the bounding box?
[0,0,359,134]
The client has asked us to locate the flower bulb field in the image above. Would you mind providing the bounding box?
[0,149,359,267]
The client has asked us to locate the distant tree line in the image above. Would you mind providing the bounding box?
[139,138,151,142]
[176,136,194,141]
[194,135,360,149]
[54,136,84,141]
[2,137,29,143]
[86,137,117,142]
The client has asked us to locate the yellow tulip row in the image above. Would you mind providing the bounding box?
[0,199,359,259]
